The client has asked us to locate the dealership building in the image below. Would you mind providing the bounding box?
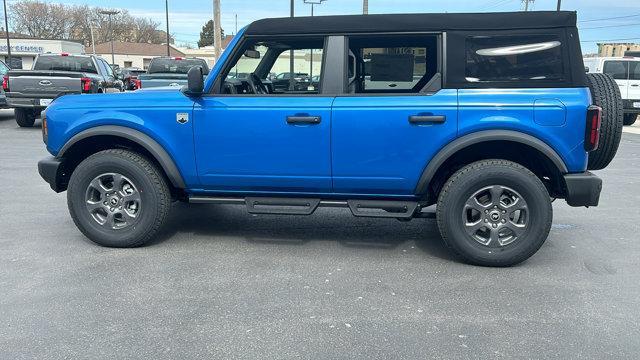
[0,35,84,69]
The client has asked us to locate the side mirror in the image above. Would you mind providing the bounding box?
[185,66,204,95]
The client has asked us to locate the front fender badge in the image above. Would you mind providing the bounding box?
[176,113,189,124]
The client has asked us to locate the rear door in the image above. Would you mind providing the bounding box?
[603,60,630,99]
[331,34,458,195]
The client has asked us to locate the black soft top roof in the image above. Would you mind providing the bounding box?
[246,11,577,35]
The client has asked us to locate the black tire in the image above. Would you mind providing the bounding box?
[14,108,37,127]
[623,114,637,126]
[67,149,171,247]
[436,159,552,267]
[586,73,623,170]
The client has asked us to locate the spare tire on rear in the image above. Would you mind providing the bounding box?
[585,73,623,170]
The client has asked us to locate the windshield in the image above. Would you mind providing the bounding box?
[33,56,97,73]
[147,58,209,75]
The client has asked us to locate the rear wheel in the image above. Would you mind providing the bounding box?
[67,149,171,247]
[436,160,552,267]
[585,73,623,170]
[623,114,637,126]
[14,108,37,127]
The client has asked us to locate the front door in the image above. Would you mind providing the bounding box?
[603,60,629,99]
[628,61,640,104]
[193,36,333,194]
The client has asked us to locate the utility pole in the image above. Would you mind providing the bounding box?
[90,23,96,55]
[213,0,221,63]
[3,0,11,66]
[363,0,368,14]
[303,1,326,83]
[557,0,561,11]
[165,0,170,56]
[522,0,534,11]
[289,0,295,91]
[100,10,119,65]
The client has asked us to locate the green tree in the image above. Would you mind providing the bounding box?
[197,20,224,48]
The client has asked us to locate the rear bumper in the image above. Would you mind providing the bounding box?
[623,99,640,114]
[7,96,47,109]
[564,172,602,207]
[38,156,66,193]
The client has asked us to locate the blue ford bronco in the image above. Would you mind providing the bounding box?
[37,12,623,266]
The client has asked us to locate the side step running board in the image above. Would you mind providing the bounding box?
[348,200,418,218]
[188,196,420,218]
[246,197,320,215]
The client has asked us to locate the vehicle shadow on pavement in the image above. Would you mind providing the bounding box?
[150,202,454,261]
[0,109,15,122]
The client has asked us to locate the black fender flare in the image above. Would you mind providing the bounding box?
[414,130,569,195]
[58,125,186,189]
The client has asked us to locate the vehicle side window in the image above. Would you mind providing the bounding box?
[628,62,640,81]
[347,35,439,93]
[102,60,115,77]
[95,59,107,76]
[465,34,563,83]
[603,61,629,80]
[219,37,325,95]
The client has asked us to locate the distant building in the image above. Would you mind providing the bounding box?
[177,35,236,68]
[93,41,185,69]
[597,43,640,57]
[0,33,84,69]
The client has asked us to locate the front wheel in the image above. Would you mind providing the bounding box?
[67,149,171,247]
[436,160,552,267]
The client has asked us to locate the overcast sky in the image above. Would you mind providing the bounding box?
[29,0,640,53]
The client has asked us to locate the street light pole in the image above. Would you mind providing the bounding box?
[557,0,561,11]
[213,0,221,63]
[289,0,295,91]
[3,0,11,66]
[165,0,170,56]
[363,0,368,15]
[100,10,119,65]
[303,0,326,83]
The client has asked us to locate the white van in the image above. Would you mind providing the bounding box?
[584,57,640,125]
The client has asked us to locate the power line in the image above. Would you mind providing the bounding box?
[580,22,640,30]
[580,37,640,43]
[579,13,640,23]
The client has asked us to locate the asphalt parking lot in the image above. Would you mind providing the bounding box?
[1,109,639,359]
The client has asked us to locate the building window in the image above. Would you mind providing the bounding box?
[7,56,22,69]
[124,61,133,68]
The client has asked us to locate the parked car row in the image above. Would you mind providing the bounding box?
[2,53,210,127]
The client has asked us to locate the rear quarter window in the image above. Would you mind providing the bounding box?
[465,34,564,83]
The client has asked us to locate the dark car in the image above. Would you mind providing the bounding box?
[4,54,123,127]
[271,72,310,91]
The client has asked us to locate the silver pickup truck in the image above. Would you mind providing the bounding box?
[4,53,123,127]
[136,57,209,89]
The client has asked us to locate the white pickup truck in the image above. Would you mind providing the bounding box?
[584,56,640,125]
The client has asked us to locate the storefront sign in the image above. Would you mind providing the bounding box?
[0,45,44,53]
